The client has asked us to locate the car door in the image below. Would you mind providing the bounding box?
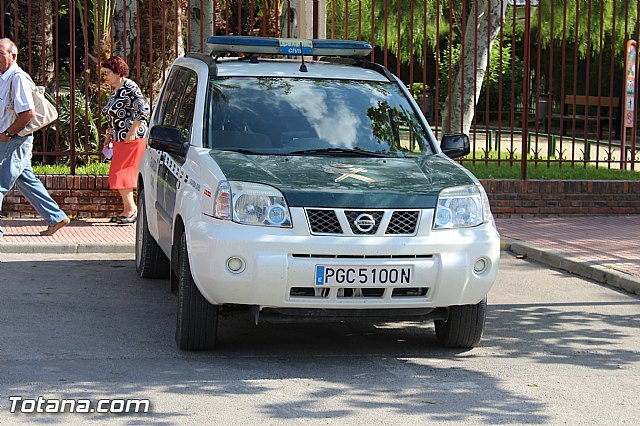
[154,68,198,249]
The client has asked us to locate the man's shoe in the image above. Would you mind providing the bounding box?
[40,216,71,236]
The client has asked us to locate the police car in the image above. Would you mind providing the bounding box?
[136,36,500,351]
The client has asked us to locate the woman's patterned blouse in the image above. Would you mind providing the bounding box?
[102,79,150,142]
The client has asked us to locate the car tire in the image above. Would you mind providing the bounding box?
[434,297,487,348]
[135,188,170,278]
[175,232,219,351]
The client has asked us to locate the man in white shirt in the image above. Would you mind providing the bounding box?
[0,38,69,237]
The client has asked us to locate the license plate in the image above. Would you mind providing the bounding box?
[315,265,413,286]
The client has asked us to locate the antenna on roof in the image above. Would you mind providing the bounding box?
[299,42,308,72]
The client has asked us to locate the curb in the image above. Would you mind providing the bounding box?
[0,243,134,254]
[502,239,640,296]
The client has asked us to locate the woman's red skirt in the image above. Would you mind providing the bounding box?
[108,138,146,190]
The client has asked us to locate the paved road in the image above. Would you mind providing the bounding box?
[0,252,639,425]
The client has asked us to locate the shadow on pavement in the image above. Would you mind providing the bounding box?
[3,256,639,423]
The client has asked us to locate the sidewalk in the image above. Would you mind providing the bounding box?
[0,218,135,253]
[497,215,640,295]
[1,215,638,294]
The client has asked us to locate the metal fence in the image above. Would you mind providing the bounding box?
[3,0,639,177]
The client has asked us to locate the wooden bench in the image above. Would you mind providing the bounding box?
[544,95,621,139]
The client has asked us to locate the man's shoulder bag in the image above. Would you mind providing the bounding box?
[9,71,59,136]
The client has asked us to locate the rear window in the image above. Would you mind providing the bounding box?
[205,77,435,157]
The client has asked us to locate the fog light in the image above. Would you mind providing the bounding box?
[226,256,246,274]
[473,257,489,275]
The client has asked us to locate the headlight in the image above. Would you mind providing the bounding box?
[433,185,490,229]
[213,181,292,227]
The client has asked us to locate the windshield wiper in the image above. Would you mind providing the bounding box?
[216,148,264,155]
[288,148,388,157]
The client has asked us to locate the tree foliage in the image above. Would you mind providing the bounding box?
[532,0,638,59]
[326,0,639,66]
[326,0,442,65]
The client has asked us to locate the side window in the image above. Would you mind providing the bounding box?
[175,71,198,142]
[160,69,190,127]
[155,69,178,124]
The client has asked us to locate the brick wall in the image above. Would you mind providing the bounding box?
[2,175,122,218]
[480,180,640,217]
[0,175,638,218]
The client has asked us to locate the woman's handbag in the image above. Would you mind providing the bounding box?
[10,72,58,136]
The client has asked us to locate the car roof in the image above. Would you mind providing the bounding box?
[175,56,391,82]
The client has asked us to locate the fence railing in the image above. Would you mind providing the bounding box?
[3,0,639,177]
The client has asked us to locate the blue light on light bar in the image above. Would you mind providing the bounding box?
[207,36,372,57]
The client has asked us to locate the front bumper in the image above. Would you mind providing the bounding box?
[187,208,500,310]
[250,307,449,324]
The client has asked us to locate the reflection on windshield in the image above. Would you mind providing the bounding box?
[286,84,360,147]
[207,77,433,157]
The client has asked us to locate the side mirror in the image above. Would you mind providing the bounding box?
[441,133,470,159]
[149,125,188,156]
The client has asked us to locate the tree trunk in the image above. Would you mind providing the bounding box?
[441,0,506,135]
[15,0,54,86]
[136,1,184,102]
[112,0,138,60]
[189,0,214,53]
[279,0,299,38]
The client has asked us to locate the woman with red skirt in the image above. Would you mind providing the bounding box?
[101,56,149,224]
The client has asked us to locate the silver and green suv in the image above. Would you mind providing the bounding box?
[136,36,500,351]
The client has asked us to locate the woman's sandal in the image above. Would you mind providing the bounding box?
[116,211,137,225]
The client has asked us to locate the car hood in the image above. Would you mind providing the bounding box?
[209,151,475,208]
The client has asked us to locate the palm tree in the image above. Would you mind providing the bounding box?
[135,0,184,102]
[535,0,636,58]
[14,0,54,86]
[327,0,506,134]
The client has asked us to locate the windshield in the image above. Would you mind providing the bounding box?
[206,77,435,157]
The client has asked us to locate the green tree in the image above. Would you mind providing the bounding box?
[14,0,54,85]
[326,0,440,65]
[533,0,638,59]
[326,0,637,135]
[326,0,507,134]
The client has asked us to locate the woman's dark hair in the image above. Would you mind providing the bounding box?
[101,56,129,78]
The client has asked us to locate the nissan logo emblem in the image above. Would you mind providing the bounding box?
[354,213,376,232]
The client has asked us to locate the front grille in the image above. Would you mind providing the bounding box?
[345,210,384,234]
[306,209,342,234]
[386,211,420,234]
[290,287,330,298]
[391,287,429,297]
[337,288,385,298]
[304,208,422,236]
[289,286,429,299]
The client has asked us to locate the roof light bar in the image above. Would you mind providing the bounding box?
[207,36,372,57]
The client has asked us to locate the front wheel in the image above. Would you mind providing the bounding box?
[135,187,170,278]
[434,298,487,348]
[175,232,219,351]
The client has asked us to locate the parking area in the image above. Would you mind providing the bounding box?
[0,252,638,424]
